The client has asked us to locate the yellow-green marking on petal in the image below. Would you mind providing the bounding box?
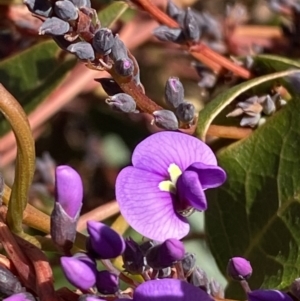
[159,180,176,193]
[158,163,182,193]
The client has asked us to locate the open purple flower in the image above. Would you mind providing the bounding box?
[116,131,226,241]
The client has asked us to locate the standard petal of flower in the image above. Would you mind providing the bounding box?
[134,279,214,301]
[247,289,294,301]
[132,132,217,176]
[186,162,226,189]
[116,167,189,241]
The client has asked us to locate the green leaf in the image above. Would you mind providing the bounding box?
[196,69,300,141]
[206,95,300,298]
[0,40,76,136]
[98,1,128,28]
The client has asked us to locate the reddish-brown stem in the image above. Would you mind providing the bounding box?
[206,125,252,140]
[131,0,252,79]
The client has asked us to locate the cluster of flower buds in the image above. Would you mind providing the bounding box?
[226,93,287,128]
[153,0,222,45]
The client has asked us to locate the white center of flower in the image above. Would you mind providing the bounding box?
[158,163,182,194]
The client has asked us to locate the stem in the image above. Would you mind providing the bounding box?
[206,125,252,140]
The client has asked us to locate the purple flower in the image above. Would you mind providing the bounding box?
[133,278,213,301]
[116,131,226,241]
[247,290,294,301]
[95,270,119,294]
[227,257,252,280]
[3,293,36,301]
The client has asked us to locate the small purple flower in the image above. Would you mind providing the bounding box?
[95,270,119,294]
[116,131,226,241]
[3,293,36,301]
[227,257,252,280]
[247,289,294,301]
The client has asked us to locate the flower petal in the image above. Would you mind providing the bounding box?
[134,279,213,301]
[186,162,226,189]
[132,132,217,176]
[247,290,294,301]
[115,167,189,241]
[176,170,207,211]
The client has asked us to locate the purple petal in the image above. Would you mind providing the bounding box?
[176,170,207,211]
[132,132,217,176]
[115,167,189,241]
[134,279,213,301]
[186,162,226,189]
[248,290,293,301]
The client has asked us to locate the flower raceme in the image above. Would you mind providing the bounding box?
[116,131,226,241]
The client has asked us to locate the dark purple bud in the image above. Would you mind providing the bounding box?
[110,34,128,61]
[95,78,123,96]
[153,26,183,43]
[247,290,294,301]
[78,295,106,301]
[290,278,300,300]
[181,252,196,277]
[139,240,155,255]
[60,254,97,291]
[54,1,78,21]
[106,93,137,113]
[122,238,146,274]
[3,292,36,301]
[92,29,115,55]
[188,266,210,292]
[145,238,185,269]
[152,110,179,130]
[166,0,185,26]
[24,0,52,17]
[0,266,23,296]
[39,17,70,36]
[194,65,217,89]
[176,102,195,123]
[114,58,134,77]
[164,77,184,108]
[96,271,119,294]
[157,267,171,278]
[68,0,91,8]
[227,257,252,281]
[87,221,126,259]
[67,42,95,60]
[183,8,201,42]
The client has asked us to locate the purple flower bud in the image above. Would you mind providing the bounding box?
[0,266,23,296]
[24,0,52,17]
[122,238,146,274]
[69,0,91,8]
[92,29,115,55]
[106,93,137,113]
[3,292,36,301]
[153,26,183,43]
[152,110,179,130]
[166,1,185,26]
[262,95,275,115]
[181,252,196,277]
[78,295,106,301]
[39,17,70,36]
[114,58,134,77]
[87,221,126,259]
[110,34,128,62]
[67,42,95,61]
[248,290,294,301]
[60,254,97,291]
[54,1,78,21]
[227,257,252,281]
[188,266,210,292]
[96,271,119,294]
[164,77,184,108]
[145,238,185,269]
[175,102,195,123]
[209,279,224,298]
[290,278,300,300]
[95,78,123,96]
[183,8,201,42]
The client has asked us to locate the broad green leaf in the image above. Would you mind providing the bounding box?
[196,69,300,141]
[206,95,300,298]
[0,40,76,136]
[98,1,128,28]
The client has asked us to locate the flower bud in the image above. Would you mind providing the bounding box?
[3,292,36,301]
[78,295,106,301]
[188,266,210,292]
[87,221,126,259]
[67,42,95,61]
[60,254,97,291]
[69,0,91,8]
[39,17,70,36]
[92,29,115,55]
[95,78,123,96]
[96,271,119,294]
[152,110,179,130]
[164,77,184,108]
[145,238,185,269]
[209,279,224,298]
[122,238,146,274]
[158,267,171,278]
[105,93,137,113]
[227,257,252,281]
[166,0,185,26]
[183,8,201,42]
[290,278,300,300]
[262,95,275,115]
[0,266,23,296]
[247,290,293,301]
[153,26,183,43]
[181,252,196,277]
[51,165,83,252]
[114,58,134,77]
[175,102,195,123]
[24,0,52,17]
[54,1,78,21]
[110,34,128,61]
